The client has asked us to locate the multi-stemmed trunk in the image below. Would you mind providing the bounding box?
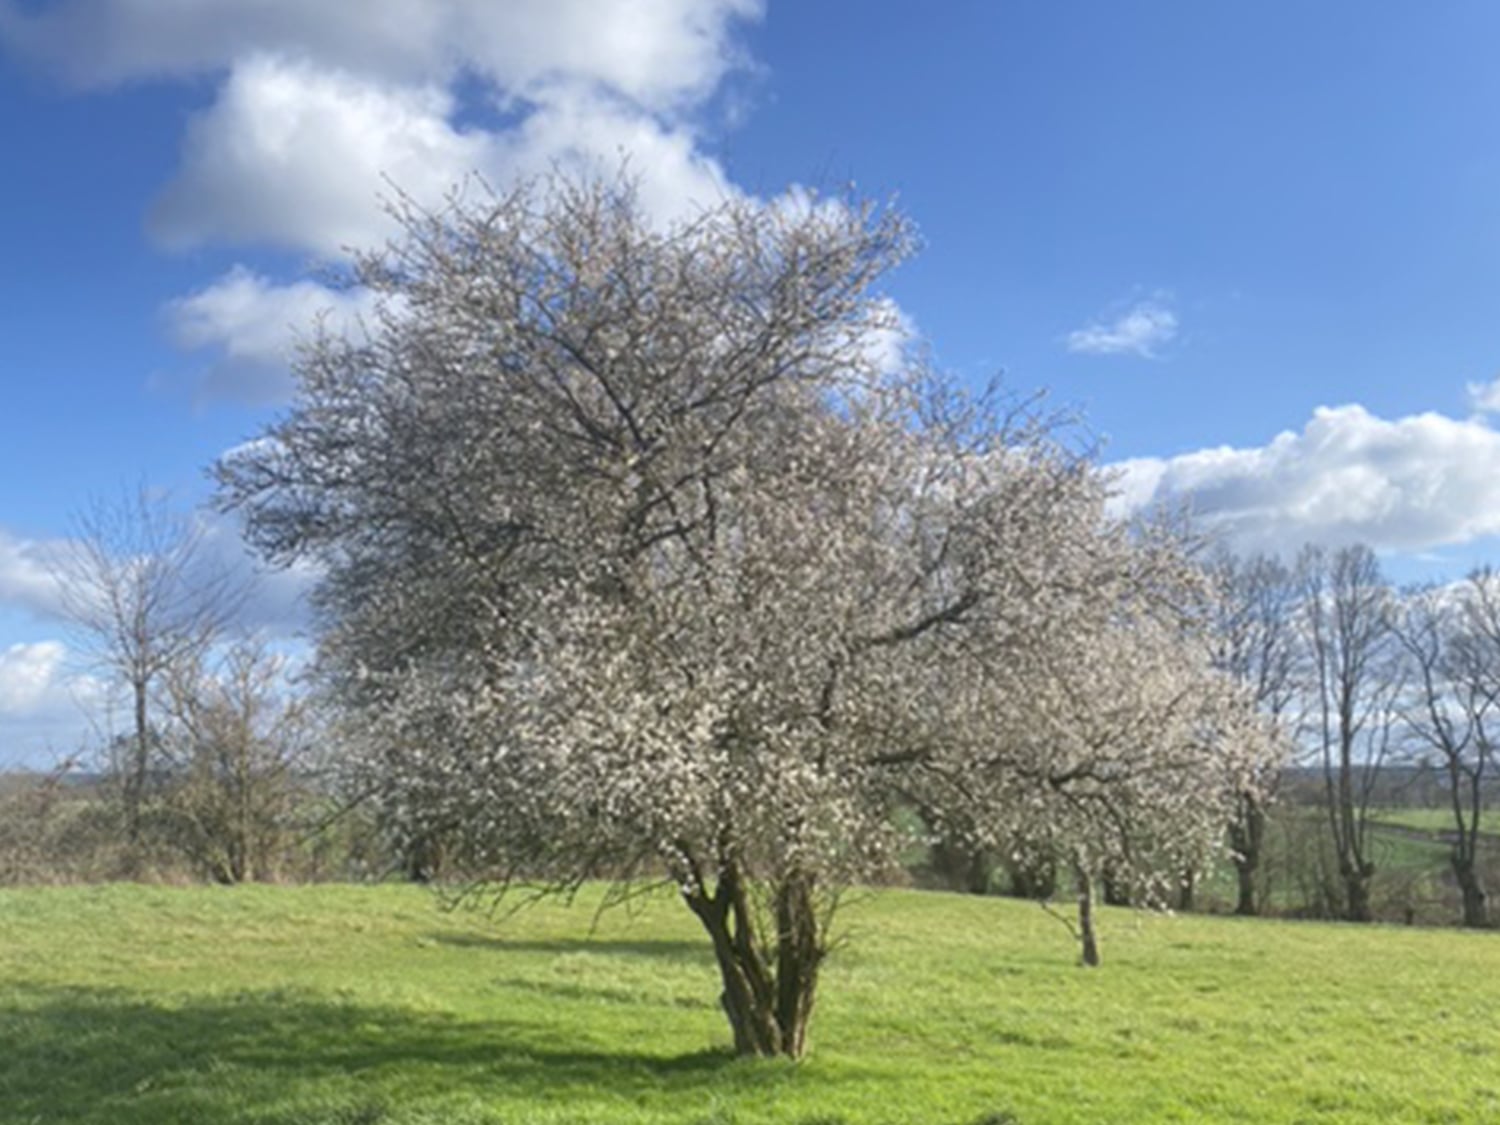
[681,862,825,1058]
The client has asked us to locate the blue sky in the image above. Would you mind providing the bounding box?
[5,0,1500,764]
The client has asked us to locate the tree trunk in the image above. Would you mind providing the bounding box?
[773,871,822,1059]
[1341,861,1374,923]
[1178,867,1196,913]
[126,678,150,845]
[684,863,824,1058]
[1230,793,1265,916]
[1234,861,1257,916]
[964,850,993,896]
[1076,867,1100,967]
[1453,855,1488,929]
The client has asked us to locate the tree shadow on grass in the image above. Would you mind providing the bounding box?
[0,982,743,1124]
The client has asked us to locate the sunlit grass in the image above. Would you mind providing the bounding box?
[2,883,1498,1123]
[1366,806,1495,836]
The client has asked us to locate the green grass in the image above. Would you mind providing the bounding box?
[2,883,1499,1124]
[1366,807,1494,836]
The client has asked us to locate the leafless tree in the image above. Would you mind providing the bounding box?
[160,637,315,884]
[48,488,244,848]
[1298,544,1398,923]
[219,172,1271,1055]
[1391,574,1500,928]
[1207,550,1300,914]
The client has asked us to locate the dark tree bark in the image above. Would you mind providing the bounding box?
[1454,857,1488,929]
[1230,791,1266,915]
[1076,867,1100,967]
[683,860,825,1058]
[1340,857,1375,924]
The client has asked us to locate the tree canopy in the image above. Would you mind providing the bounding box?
[219,174,1272,1057]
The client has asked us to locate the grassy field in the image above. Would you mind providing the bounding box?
[1365,807,1496,836]
[2,884,1498,1124]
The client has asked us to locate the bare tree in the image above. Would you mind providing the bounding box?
[1391,575,1500,928]
[218,172,1264,1056]
[1207,550,1299,914]
[1298,544,1398,923]
[48,488,244,849]
[160,637,315,884]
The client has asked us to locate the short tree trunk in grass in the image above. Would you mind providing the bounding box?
[1341,860,1375,924]
[1234,861,1257,916]
[1230,791,1267,916]
[683,863,824,1058]
[1076,866,1100,967]
[1177,867,1196,913]
[1453,857,1488,929]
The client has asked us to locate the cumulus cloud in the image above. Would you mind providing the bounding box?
[0,532,66,621]
[1066,296,1178,358]
[149,56,500,256]
[166,266,380,404]
[1,1,764,402]
[1,508,311,643]
[0,0,761,111]
[1111,403,1500,555]
[0,639,114,766]
[0,639,105,761]
[5,2,759,257]
[149,55,740,257]
[0,641,67,716]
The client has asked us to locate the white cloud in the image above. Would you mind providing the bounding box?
[1066,297,1178,358]
[148,55,740,257]
[1112,403,1500,555]
[0,641,66,716]
[0,532,66,621]
[1465,374,1500,414]
[1,510,310,643]
[493,82,738,222]
[149,55,500,256]
[5,2,759,258]
[166,266,380,404]
[5,2,765,402]
[0,0,761,111]
[0,639,112,766]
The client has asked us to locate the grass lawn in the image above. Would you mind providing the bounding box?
[2,883,1498,1124]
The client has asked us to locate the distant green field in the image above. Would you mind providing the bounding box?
[2,883,1499,1124]
[1366,807,1494,836]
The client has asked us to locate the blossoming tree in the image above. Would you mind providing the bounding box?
[219,174,1268,1056]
